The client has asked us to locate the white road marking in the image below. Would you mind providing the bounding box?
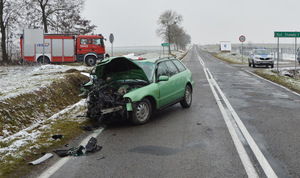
[38,127,105,178]
[196,52,278,178]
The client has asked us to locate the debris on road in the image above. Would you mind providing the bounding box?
[82,125,93,131]
[52,134,63,140]
[97,156,106,160]
[53,137,102,157]
[28,153,53,165]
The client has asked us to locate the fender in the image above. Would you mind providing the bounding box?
[84,52,98,61]
[36,54,51,62]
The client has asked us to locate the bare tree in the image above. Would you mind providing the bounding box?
[54,0,96,34]
[157,10,183,54]
[0,0,20,63]
[24,0,96,34]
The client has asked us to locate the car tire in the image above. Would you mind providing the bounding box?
[180,85,192,108]
[266,65,268,68]
[252,60,256,68]
[248,61,251,67]
[271,64,274,68]
[85,56,96,66]
[131,98,152,125]
[37,56,50,64]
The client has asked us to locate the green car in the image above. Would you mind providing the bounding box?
[86,56,194,125]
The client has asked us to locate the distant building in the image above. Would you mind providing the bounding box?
[220,41,231,52]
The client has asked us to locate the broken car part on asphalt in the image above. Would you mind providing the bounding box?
[28,153,53,165]
[53,137,102,157]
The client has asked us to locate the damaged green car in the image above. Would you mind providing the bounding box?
[85,56,194,125]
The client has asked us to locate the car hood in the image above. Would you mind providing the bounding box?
[91,57,150,84]
[254,54,273,58]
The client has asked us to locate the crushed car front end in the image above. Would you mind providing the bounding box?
[85,57,151,123]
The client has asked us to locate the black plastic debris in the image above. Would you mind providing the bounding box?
[53,137,102,157]
[28,153,53,165]
[82,125,93,131]
[53,150,69,157]
[86,137,102,152]
[52,134,63,140]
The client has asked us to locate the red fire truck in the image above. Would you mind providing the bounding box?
[20,34,106,66]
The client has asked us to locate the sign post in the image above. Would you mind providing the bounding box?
[274,31,299,77]
[239,35,246,61]
[161,43,170,57]
[109,33,114,57]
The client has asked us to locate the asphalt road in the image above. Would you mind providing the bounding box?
[38,46,300,178]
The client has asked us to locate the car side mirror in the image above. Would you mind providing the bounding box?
[158,75,169,82]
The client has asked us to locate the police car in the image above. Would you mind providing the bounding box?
[248,48,274,68]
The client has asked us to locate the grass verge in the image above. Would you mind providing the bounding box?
[212,53,244,64]
[0,71,92,177]
[254,69,300,94]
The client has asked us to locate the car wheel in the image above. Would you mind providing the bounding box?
[248,61,251,67]
[131,98,152,125]
[271,64,274,68]
[266,65,268,68]
[85,56,96,66]
[252,60,256,68]
[180,85,192,108]
[37,56,50,64]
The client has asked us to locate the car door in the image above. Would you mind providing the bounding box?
[92,38,105,55]
[77,37,91,55]
[156,61,179,107]
[165,60,183,99]
[171,59,187,98]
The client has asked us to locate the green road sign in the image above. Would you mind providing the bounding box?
[274,31,300,38]
[161,43,170,46]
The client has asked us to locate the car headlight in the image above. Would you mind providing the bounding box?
[125,97,132,103]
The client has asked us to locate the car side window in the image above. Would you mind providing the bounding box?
[172,60,186,72]
[80,38,88,44]
[165,60,179,76]
[93,38,102,45]
[157,62,168,77]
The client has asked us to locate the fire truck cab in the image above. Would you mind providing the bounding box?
[76,35,105,66]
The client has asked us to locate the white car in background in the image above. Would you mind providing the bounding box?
[248,48,274,68]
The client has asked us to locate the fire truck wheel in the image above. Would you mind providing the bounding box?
[37,56,50,64]
[85,56,96,66]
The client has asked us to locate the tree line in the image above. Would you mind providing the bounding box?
[156,10,191,54]
[0,0,96,64]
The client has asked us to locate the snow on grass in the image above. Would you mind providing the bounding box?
[0,99,87,161]
[0,64,91,101]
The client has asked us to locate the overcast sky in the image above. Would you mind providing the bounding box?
[82,0,300,46]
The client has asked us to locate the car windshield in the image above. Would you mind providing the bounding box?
[254,50,271,55]
[134,61,155,82]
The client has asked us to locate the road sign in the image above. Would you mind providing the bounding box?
[109,33,114,43]
[161,43,170,47]
[274,31,300,38]
[239,35,246,42]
